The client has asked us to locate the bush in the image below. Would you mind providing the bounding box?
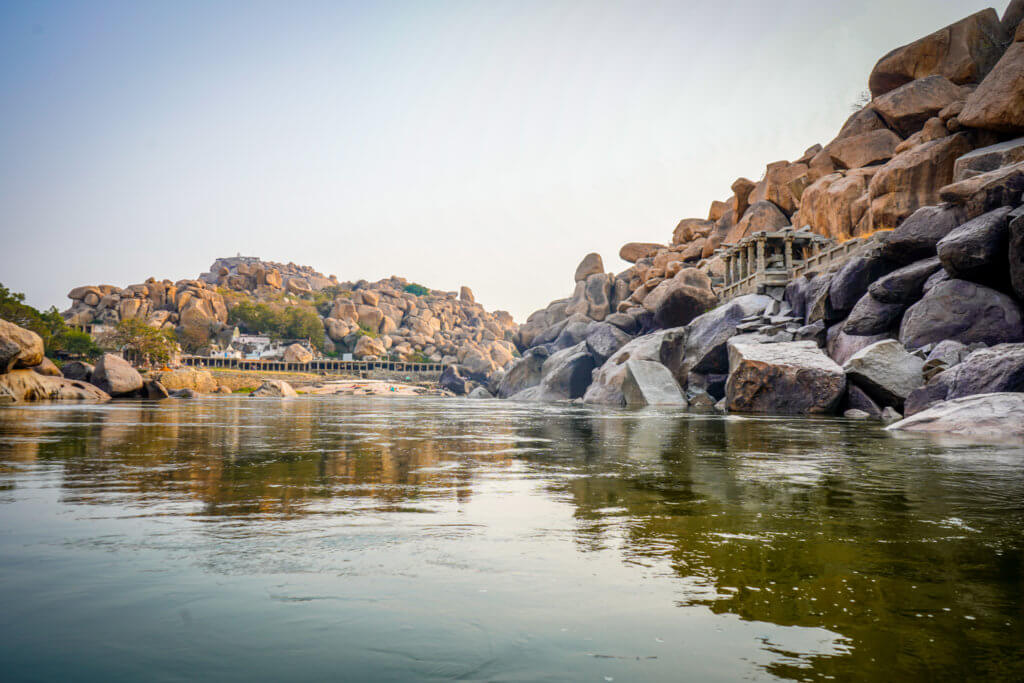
[403,283,430,297]
[356,322,378,339]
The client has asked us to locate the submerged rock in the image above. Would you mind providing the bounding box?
[0,369,110,402]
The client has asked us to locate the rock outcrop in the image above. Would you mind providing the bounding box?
[725,341,846,414]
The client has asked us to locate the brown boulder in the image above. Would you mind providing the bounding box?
[834,107,889,140]
[282,343,313,363]
[0,369,110,402]
[0,319,45,372]
[708,200,729,222]
[958,28,1024,134]
[90,353,143,396]
[153,367,218,393]
[871,75,969,136]
[829,129,902,169]
[868,9,1007,97]
[726,340,846,415]
[31,357,62,377]
[574,253,604,282]
[749,162,809,215]
[619,242,662,263]
[672,219,714,245]
[726,200,789,243]
[868,133,973,229]
[795,168,876,240]
[731,177,756,220]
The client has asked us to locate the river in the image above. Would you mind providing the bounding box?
[1,397,1021,681]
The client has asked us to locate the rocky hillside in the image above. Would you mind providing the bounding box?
[62,256,518,375]
[452,3,1024,435]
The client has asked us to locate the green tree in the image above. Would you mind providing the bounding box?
[403,283,430,297]
[227,301,326,350]
[109,318,178,365]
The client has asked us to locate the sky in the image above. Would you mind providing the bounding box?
[0,0,1002,321]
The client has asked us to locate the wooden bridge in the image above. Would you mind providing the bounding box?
[712,227,884,301]
[180,355,446,379]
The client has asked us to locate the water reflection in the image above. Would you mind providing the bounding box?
[0,397,1022,681]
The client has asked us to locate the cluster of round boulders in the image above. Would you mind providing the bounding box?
[0,319,110,402]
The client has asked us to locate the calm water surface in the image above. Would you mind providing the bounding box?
[1,397,1022,682]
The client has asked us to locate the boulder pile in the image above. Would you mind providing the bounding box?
[0,319,110,402]
[490,4,1024,437]
[62,256,519,374]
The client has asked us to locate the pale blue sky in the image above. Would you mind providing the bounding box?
[0,0,999,320]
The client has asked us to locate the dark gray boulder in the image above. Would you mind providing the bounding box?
[921,268,952,294]
[604,312,640,334]
[826,325,891,365]
[585,322,631,365]
[552,321,592,351]
[936,206,1014,288]
[941,343,1024,398]
[496,347,548,398]
[61,361,95,382]
[584,327,688,407]
[868,257,943,304]
[828,247,899,314]
[144,379,170,400]
[842,339,925,409]
[531,319,569,348]
[681,294,773,376]
[440,366,468,395]
[899,279,1024,349]
[878,204,968,264]
[538,343,596,400]
[843,293,907,336]
[1009,206,1024,300]
[845,383,883,418]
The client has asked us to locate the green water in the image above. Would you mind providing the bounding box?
[0,397,1022,681]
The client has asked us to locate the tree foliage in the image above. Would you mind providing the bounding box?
[403,283,430,297]
[228,301,326,350]
[109,318,178,365]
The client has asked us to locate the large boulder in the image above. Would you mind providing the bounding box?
[680,294,773,376]
[899,279,1024,349]
[827,246,899,314]
[0,370,110,402]
[621,359,687,407]
[725,340,846,414]
[843,339,924,409]
[282,343,314,364]
[0,319,45,372]
[672,219,714,245]
[868,134,973,229]
[826,326,891,365]
[886,393,1024,440]
[793,169,875,240]
[936,206,1014,287]
[843,293,907,336]
[153,367,218,393]
[574,253,604,282]
[61,361,94,382]
[958,25,1024,134]
[531,343,596,401]
[619,242,662,263]
[867,9,1006,97]
[878,204,968,264]
[870,75,969,136]
[868,257,943,303]
[828,129,901,169]
[914,344,1024,411]
[440,366,468,395]
[250,380,298,397]
[583,327,688,407]
[90,353,143,396]
[584,322,631,365]
[353,335,386,359]
[727,200,789,242]
[953,137,1024,181]
[642,269,716,329]
[938,161,1024,219]
[496,348,548,398]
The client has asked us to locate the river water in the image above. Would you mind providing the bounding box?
[0,397,1021,681]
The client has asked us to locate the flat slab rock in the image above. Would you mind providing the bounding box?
[887,392,1024,440]
[726,340,846,415]
[621,359,687,407]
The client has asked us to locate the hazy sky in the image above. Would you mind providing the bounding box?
[0,0,1000,320]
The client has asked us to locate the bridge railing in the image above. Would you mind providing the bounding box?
[179,355,446,376]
